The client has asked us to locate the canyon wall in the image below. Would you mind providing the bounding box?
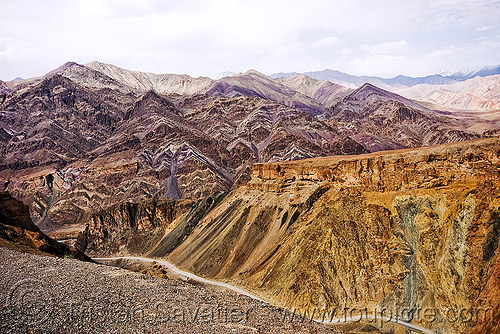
[0,192,91,261]
[79,137,500,333]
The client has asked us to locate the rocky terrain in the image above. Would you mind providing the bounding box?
[207,70,329,116]
[0,63,366,232]
[1,61,498,238]
[0,191,90,261]
[0,247,342,334]
[78,137,500,334]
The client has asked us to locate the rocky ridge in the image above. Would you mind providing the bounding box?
[327,83,482,151]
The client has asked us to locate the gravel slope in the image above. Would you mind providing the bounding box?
[0,247,340,334]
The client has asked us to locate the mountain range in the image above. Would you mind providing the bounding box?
[1,61,500,333]
[397,74,500,111]
[271,64,500,89]
[1,61,499,232]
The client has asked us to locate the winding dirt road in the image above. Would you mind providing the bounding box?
[94,256,434,334]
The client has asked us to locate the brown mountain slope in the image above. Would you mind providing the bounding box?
[276,74,353,108]
[327,83,484,151]
[207,70,329,116]
[79,136,500,333]
[0,192,91,261]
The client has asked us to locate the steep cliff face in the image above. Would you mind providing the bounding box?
[80,137,500,333]
[0,191,39,232]
[0,192,91,261]
[78,196,197,257]
[169,138,500,333]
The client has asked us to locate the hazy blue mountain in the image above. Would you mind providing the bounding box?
[447,64,500,80]
[271,64,500,89]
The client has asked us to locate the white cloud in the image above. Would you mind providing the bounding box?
[313,37,341,48]
[428,46,463,57]
[361,40,412,55]
[477,25,495,31]
[0,0,499,80]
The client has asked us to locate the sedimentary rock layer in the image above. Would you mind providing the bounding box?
[0,192,91,261]
[80,137,500,333]
[2,61,498,233]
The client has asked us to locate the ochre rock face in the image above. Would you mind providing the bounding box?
[0,191,39,232]
[80,137,500,333]
[0,192,91,261]
[78,197,196,257]
[237,138,499,333]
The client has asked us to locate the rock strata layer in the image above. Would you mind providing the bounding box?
[0,192,91,261]
[79,137,500,333]
[2,61,498,235]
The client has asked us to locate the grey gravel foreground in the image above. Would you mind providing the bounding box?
[0,247,340,334]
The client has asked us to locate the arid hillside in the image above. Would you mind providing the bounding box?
[78,136,500,334]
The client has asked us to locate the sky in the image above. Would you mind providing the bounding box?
[0,0,499,80]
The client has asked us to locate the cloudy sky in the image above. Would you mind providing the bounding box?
[1,0,499,80]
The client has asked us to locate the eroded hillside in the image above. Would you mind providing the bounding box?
[2,62,498,238]
[78,137,500,333]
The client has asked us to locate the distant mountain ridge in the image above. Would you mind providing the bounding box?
[447,64,500,80]
[397,74,500,111]
[271,64,500,89]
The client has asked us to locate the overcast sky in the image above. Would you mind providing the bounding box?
[1,0,499,80]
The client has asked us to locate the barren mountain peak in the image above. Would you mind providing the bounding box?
[43,61,83,78]
[242,69,267,77]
